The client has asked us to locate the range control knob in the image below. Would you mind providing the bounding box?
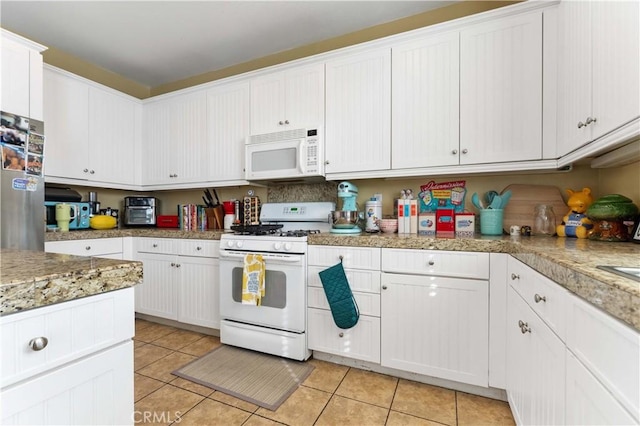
[226,240,234,248]
[273,242,283,250]
[235,241,244,249]
[284,242,293,251]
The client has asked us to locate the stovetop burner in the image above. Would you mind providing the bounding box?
[230,224,283,235]
[277,229,321,237]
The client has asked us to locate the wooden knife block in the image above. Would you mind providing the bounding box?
[205,207,224,230]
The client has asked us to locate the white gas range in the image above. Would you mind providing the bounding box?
[218,202,334,361]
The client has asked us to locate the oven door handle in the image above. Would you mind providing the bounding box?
[219,250,303,263]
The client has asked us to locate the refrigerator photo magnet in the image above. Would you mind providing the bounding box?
[1,142,26,171]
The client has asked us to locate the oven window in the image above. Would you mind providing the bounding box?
[251,148,296,172]
[231,267,286,308]
[128,208,152,220]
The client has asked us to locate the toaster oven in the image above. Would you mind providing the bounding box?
[124,197,158,226]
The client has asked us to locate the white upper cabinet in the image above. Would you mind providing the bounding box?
[556,1,640,157]
[207,81,250,183]
[460,11,543,164]
[250,63,324,135]
[1,30,45,120]
[44,67,140,187]
[325,48,391,174]
[392,31,460,169]
[142,91,207,186]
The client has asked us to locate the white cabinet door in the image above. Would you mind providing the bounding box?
[142,92,207,185]
[460,11,542,164]
[43,68,90,180]
[178,256,219,329]
[380,272,489,387]
[134,252,178,320]
[566,351,637,426]
[392,31,460,169]
[1,341,133,426]
[250,63,324,135]
[207,81,250,183]
[1,37,30,118]
[88,87,136,185]
[506,287,565,426]
[325,48,391,174]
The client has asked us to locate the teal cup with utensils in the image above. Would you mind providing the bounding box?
[480,209,504,235]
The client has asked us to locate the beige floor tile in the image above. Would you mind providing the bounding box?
[255,385,331,426]
[243,414,282,425]
[137,351,196,383]
[135,323,179,343]
[178,335,222,357]
[177,398,251,426]
[315,394,389,426]
[151,329,204,351]
[303,359,349,393]
[134,340,147,349]
[135,344,173,371]
[456,392,515,426]
[209,391,259,413]
[134,384,204,426]
[134,373,165,402]
[391,380,456,426]
[135,319,155,333]
[170,377,215,397]
[335,368,398,408]
[387,410,444,426]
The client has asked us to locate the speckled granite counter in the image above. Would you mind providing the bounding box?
[43,229,640,331]
[0,249,143,316]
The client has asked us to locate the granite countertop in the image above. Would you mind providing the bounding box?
[43,228,640,330]
[0,249,143,316]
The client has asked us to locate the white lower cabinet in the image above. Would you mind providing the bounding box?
[381,270,489,387]
[1,288,134,425]
[134,238,220,329]
[307,246,381,363]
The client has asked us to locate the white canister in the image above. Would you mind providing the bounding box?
[223,214,235,231]
[365,200,382,232]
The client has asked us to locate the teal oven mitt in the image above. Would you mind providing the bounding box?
[318,260,359,329]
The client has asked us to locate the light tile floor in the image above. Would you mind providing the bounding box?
[134,319,516,426]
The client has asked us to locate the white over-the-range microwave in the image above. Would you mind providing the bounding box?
[245,127,324,183]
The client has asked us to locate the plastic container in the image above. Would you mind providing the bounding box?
[480,209,504,235]
[533,204,556,236]
[365,199,382,232]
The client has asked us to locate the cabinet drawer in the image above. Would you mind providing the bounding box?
[45,238,122,257]
[308,308,380,363]
[135,237,176,254]
[309,246,381,270]
[308,287,380,317]
[508,257,567,339]
[566,293,639,421]
[179,239,220,258]
[382,248,489,279]
[0,287,134,388]
[308,266,380,293]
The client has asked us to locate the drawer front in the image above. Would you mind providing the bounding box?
[0,287,134,388]
[45,238,122,257]
[135,237,176,254]
[508,257,567,339]
[308,266,381,293]
[308,308,380,363]
[382,248,489,279]
[309,246,381,270]
[308,287,380,317]
[566,293,640,421]
[179,239,220,258]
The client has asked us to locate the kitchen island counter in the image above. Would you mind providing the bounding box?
[0,249,142,316]
[44,228,225,241]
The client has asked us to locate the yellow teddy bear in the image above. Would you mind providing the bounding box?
[556,187,594,238]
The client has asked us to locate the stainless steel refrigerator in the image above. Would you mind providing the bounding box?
[0,111,45,251]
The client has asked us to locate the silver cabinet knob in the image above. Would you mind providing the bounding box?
[585,116,597,125]
[338,332,344,338]
[451,149,458,155]
[196,246,202,251]
[511,273,520,280]
[174,174,178,178]
[339,255,344,261]
[325,160,330,165]
[89,170,95,174]
[428,260,435,266]
[534,294,546,303]
[285,120,290,124]
[278,121,284,125]
[382,285,388,290]
[83,168,89,173]
[176,263,181,268]
[85,246,91,251]
[152,243,158,248]
[518,320,531,334]
[171,262,176,267]
[29,336,49,351]
[462,149,468,154]
[577,121,585,129]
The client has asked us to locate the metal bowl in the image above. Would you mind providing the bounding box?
[331,211,361,229]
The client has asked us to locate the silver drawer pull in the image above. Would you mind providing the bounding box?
[534,294,546,303]
[511,273,520,280]
[85,246,91,250]
[338,332,344,338]
[196,246,202,251]
[428,260,435,266]
[382,285,388,290]
[339,255,344,261]
[152,244,158,248]
[29,337,48,351]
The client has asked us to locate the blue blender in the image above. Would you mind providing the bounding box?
[330,181,362,234]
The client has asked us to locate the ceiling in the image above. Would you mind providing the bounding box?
[1,1,456,89]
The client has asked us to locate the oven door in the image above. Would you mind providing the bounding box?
[219,249,306,333]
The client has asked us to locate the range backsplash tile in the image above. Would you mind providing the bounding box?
[267,182,338,204]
